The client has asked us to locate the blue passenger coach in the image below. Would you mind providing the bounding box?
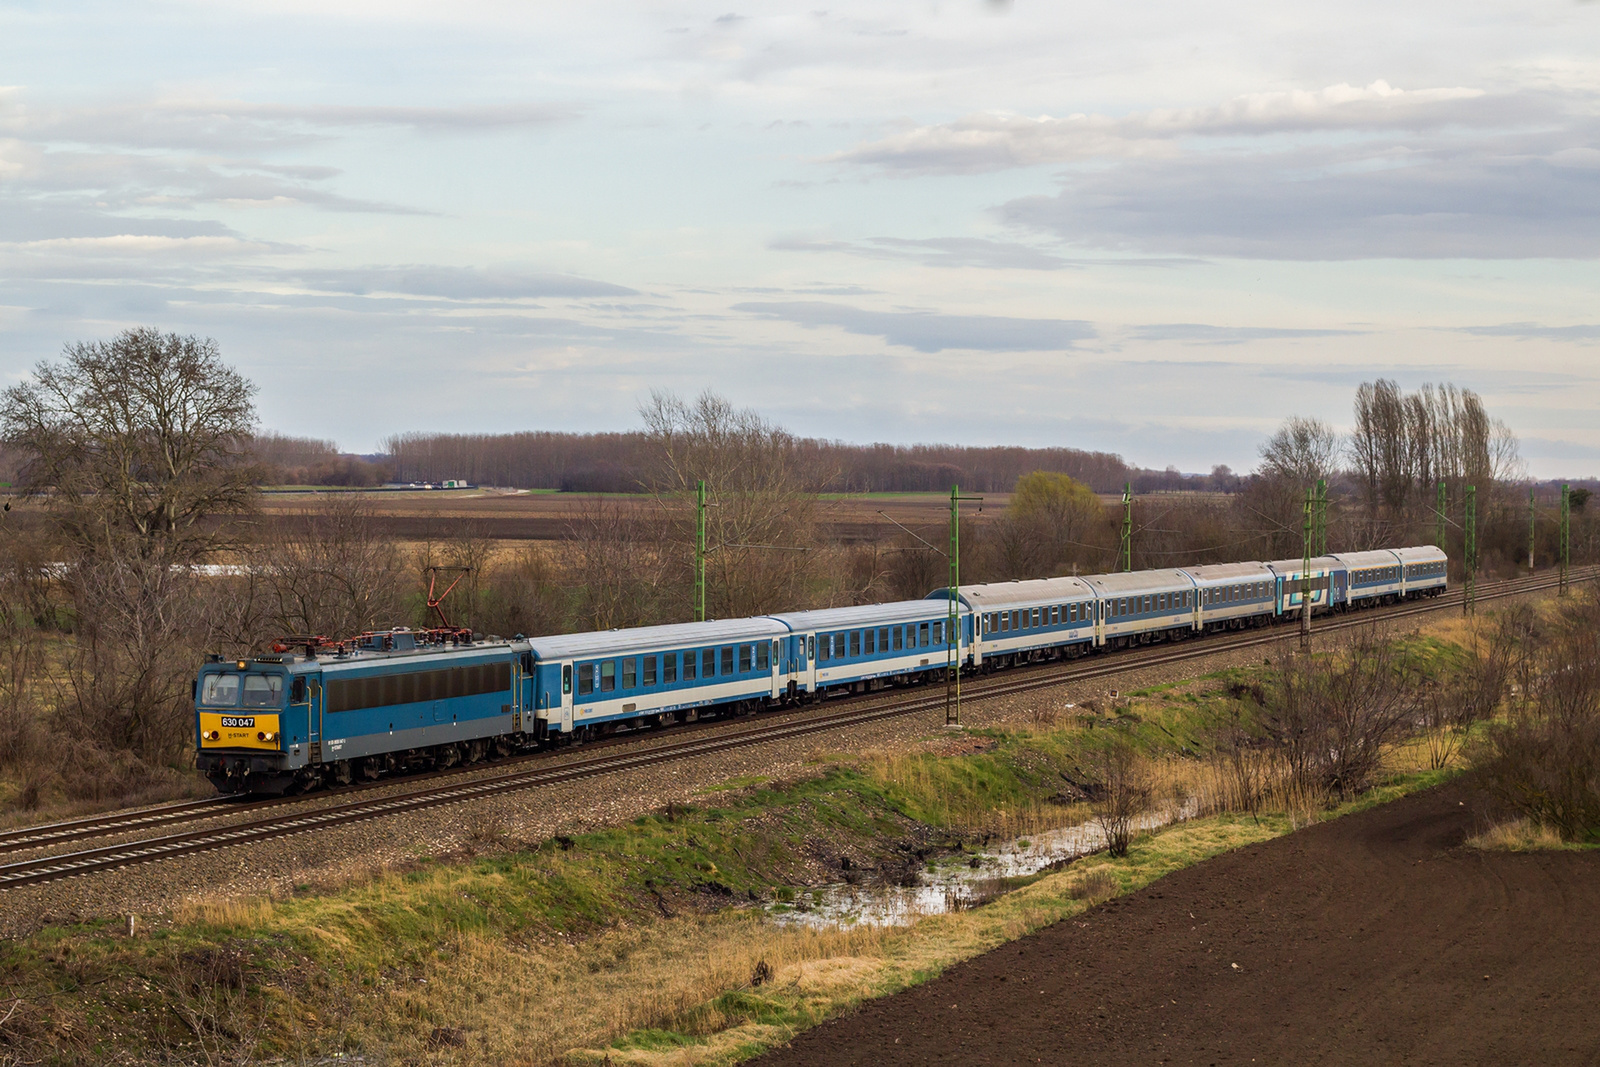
[1265,556,1343,617]
[525,619,788,741]
[768,600,964,697]
[1082,570,1196,648]
[1331,550,1407,607]
[1180,562,1277,631]
[946,576,1097,665]
[1394,545,1449,597]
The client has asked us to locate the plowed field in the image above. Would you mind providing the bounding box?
[755,784,1600,1066]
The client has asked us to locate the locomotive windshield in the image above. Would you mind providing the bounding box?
[200,672,284,708]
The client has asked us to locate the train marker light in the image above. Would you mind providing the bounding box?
[236,661,247,670]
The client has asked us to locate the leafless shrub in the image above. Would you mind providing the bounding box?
[1089,737,1151,858]
[1421,616,1512,769]
[1206,698,1270,819]
[1471,591,1600,841]
[1258,628,1422,800]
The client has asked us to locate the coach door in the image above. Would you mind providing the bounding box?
[560,663,574,733]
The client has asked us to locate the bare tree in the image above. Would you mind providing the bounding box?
[566,496,677,630]
[254,494,406,640]
[0,329,257,560]
[1258,416,1340,489]
[640,390,822,619]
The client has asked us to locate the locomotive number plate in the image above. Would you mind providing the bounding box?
[220,716,256,728]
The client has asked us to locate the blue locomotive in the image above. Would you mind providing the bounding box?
[196,544,1447,794]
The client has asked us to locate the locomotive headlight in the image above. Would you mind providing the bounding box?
[256,730,276,742]
[206,730,220,741]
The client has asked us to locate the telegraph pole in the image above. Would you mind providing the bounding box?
[1121,482,1133,572]
[1464,485,1477,616]
[695,479,707,622]
[1561,483,1571,596]
[946,485,982,727]
[1300,487,1314,653]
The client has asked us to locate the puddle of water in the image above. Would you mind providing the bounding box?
[767,802,1194,930]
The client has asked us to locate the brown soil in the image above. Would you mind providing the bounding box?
[754,784,1600,1067]
[252,489,1009,543]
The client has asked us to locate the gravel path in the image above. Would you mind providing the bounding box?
[0,602,1512,938]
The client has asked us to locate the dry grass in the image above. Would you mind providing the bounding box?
[1464,818,1580,852]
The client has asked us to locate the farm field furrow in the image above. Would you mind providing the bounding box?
[754,782,1600,1067]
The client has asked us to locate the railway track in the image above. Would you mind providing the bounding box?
[0,567,1587,891]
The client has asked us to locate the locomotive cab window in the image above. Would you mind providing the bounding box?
[234,674,281,708]
[290,677,307,704]
[200,674,242,706]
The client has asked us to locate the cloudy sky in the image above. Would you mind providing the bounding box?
[2,1,1599,476]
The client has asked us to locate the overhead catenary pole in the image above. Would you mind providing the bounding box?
[1436,481,1447,551]
[1121,482,1133,572]
[945,484,983,727]
[1561,483,1571,596]
[1315,477,1328,557]
[1529,485,1537,575]
[1300,486,1314,653]
[1464,485,1477,616]
[695,479,707,622]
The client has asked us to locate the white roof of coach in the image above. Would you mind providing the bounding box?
[940,576,1096,611]
[1081,570,1194,596]
[526,618,788,660]
[1180,562,1276,585]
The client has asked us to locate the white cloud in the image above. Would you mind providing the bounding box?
[829,82,1510,176]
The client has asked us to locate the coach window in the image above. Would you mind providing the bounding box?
[683,651,696,681]
[622,658,637,689]
[720,646,733,675]
[758,642,770,671]
[664,654,677,684]
[739,645,752,673]
[703,649,717,677]
[643,656,657,687]
[933,621,944,645]
[879,627,891,651]
[889,626,901,651]
[862,629,874,655]
[999,612,1008,632]
[577,664,594,696]
[844,631,856,658]
[919,622,930,647]
[600,660,616,693]
[818,637,831,663]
